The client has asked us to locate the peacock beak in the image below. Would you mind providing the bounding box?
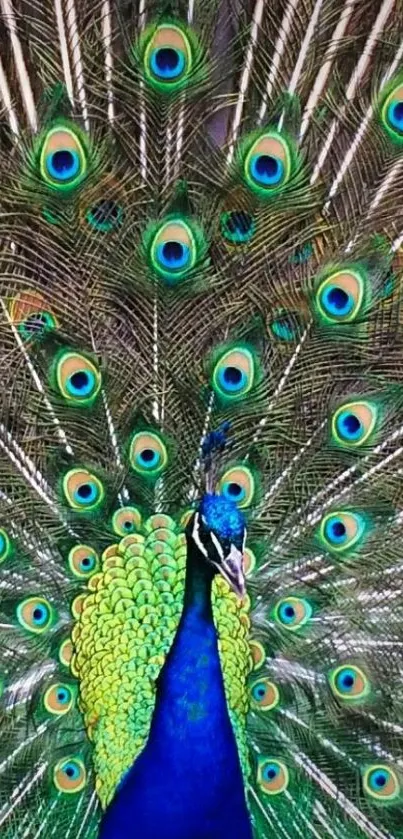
[216,544,246,599]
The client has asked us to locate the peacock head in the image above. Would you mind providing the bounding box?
[186,493,247,598]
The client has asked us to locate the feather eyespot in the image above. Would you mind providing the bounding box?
[257,759,289,795]
[53,758,87,793]
[112,506,142,536]
[59,638,73,668]
[63,469,105,512]
[220,211,255,244]
[86,200,123,232]
[315,269,365,323]
[273,596,312,631]
[242,132,294,197]
[148,218,205,283]
[139,23,201,92]
[218,465,255,508]
[0,528,11,563]
[44,683,74,715]
[251,678,280,711]
[329,665,370,702]
[55,352,102,405]
[332,400,378,448]
[17,596,54,634]
[363,765,401,802]
[39,125,88,191]
[320,511,366,553]
[249,640,266,670]
[10,290,58,341]
[129,432,168,477]
[212,347,256,401]
[381,82,403,142]
[68,545,99,579]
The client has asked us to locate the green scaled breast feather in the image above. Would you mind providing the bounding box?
[71,513,252,807]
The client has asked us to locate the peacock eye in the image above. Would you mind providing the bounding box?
[212,347,256,400]
[332,400,378,447]
[243,132,293,196]
[112,506,142,536]
[257,759,289,794]
[363,764,401,801]
[251,678,280,711]
[141,24,194,89]
[320,510,366,553]
[86,199,123,232]
[68,545,99,578]
[55,352,102,405]
[0,528,11,563]
[315,269,365,324]
[147,218,205,283]
[218,466,255,508]
[382,82,403,141]
[17,596,54,634]
[249,640,266,670]
[10,290,59,341]
[53,758,87,793]
[39,125,88,191]
[329,664,370,702]
[44,683,74,715]
[273,596,312,631]
[129,431,168,477]
[220,211,255,244]
[63,469,105,512]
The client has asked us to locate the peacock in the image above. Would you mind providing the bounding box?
[2,0,403,837]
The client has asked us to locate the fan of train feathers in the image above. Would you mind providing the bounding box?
[1,0,403,836]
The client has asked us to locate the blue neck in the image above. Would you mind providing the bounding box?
[99,537,252,839]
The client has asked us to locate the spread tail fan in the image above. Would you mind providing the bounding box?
[1,1,403,837]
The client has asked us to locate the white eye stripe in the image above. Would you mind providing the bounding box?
[192,512,209,558]
[210,531,224,560]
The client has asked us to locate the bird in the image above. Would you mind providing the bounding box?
[1,0,403,837]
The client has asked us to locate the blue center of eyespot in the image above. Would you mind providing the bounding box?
[157,241,190,271]
[325,518,347,543]
[251,154,283,186]
[75,483,98,505]
[46,149,80,182]
[221,211,255,243]
[64,762,79,779]
[226,482,243,499]
[322,285,353,317]
[80,556,94,571]
[372,771,388,789]
[151,47,185,80]
[388,100,403,131]
[200,493,245,542]
[337,412,362,440]
[68,370,94,397]
[263,764,279,781]
[123,520,134,531]
[337,670,355,691]
[57,688,70,703]
[138,448,159,469]
[0,534,5,554]
[252,684,266,700]
[219,365,246,393]
[33,605,48,625]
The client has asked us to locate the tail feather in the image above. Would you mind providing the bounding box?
[1,1,403,837]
